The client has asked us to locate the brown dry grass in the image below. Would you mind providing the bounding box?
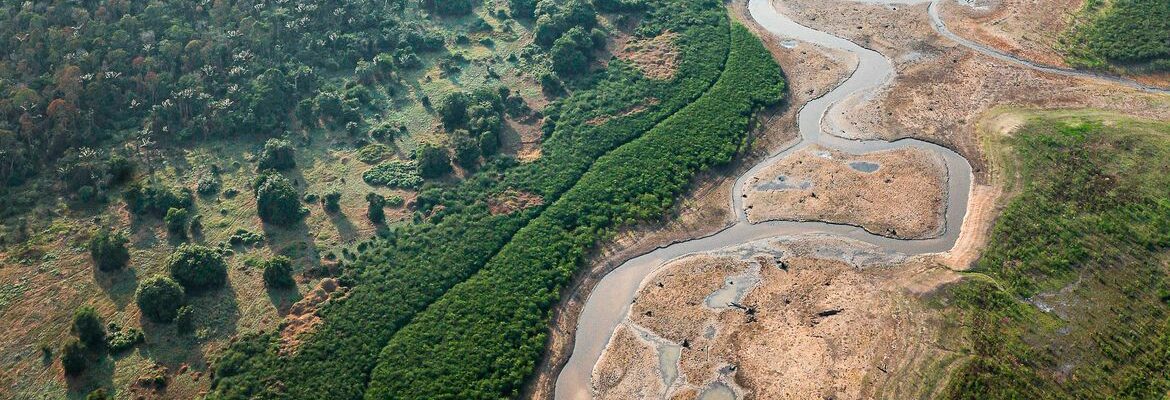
[617,32,682,80]
[743,145,948,239]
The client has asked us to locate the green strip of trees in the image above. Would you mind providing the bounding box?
[363,23,785,399]
[207,1,734,398]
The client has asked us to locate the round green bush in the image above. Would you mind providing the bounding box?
[89,230,130,272]
[167,244,228,291]
[61,339,88,376]
[135,276,186,323]
[254,172,306,225]
[257,138,297,171]
[71,306,106,348]
[262,256,296,288]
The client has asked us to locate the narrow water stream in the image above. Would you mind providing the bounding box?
[553,0,1164,398]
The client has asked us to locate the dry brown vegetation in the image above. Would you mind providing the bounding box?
[743,145,947,239]
[592,237,958,399]
[618,31,682,80]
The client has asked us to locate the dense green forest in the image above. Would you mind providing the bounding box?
[205,0,786,399]
[364,23,783,399]
[942,114,1170,398]
[0,0,443,188]
[1064,0,1170,72]
[0,0,763,397]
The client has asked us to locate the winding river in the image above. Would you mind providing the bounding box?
[554,0,1168,399]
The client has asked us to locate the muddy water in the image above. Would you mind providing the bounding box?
[554,1,985,398]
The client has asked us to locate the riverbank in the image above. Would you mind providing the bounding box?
[522,3,858,398]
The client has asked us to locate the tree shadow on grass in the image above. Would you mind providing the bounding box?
[93,266,138,310]
[266,284,304,318]
[138,283,240,380]
[326,210,359,244]
[64,350,115,400]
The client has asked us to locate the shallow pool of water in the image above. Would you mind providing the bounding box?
[849,160,880,173]
[698,382,736,400]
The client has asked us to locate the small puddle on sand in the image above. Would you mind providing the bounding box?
[658,343,682,390]
[756,175,813,191]
[699,382,736,400]
[849,160,880,173]
[704,265,762,308]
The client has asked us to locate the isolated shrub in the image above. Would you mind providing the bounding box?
[356,143,390,164]
[136,276,185,323]
[164,207,189,238]
[123,182,194,217]
[322,190,342,213]
[105,323,144,354]
[452,130,481,169]
[416,144,452,178]
[89,230,129,271]
[174,306,194,333]
[363,160,424,189]
[106,155,135,185]
[253,172,306,225]
[262,256,296,288]
[437,92,470,130]
[86,388,110,400]
[258,138,297,171]
[367,193,387,224]
[72,306,106,348]
[386,195,405,208]
[228,229,264,246]
[168,244,228,291]
[61,339,88,376]
[196,176,220,196]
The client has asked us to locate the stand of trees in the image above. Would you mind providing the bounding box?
[0,0,444,186]
[364,23,784,398]
[207,1,737,398]
[1065,0,1170,71]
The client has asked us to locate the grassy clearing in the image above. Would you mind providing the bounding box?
[939,110,1170,399]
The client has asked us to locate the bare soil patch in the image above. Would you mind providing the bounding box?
[586,98,660,126]
[488,190,544,215]
[742,145,948,239]
[279,278,346,354]
[940,0,1080,67]
[591,237,956,399]
[618,32,682,80]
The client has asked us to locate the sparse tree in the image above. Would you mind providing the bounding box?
[367,193,387,224]
[61,339,88,376]
[257,138,297,171]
